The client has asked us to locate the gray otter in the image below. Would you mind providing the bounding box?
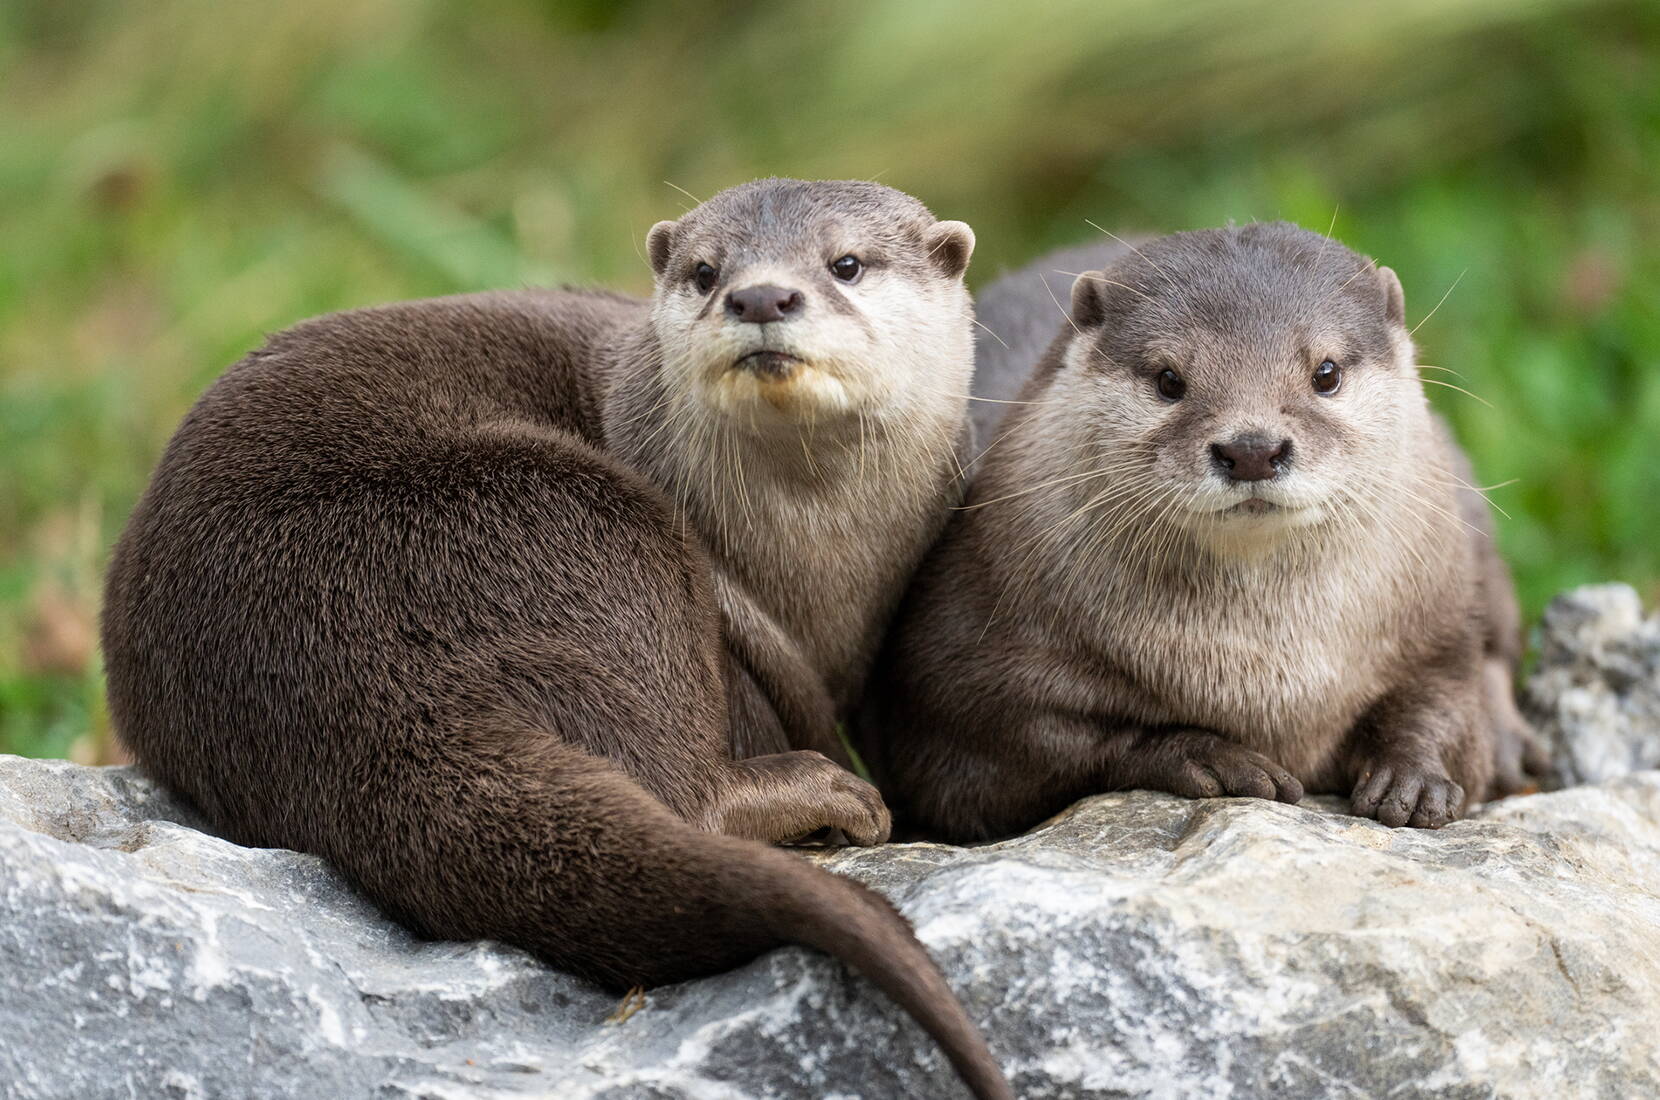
[101,179,1009,1099]
[866,224,1544,843]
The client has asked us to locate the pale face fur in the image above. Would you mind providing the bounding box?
[646,179,974,441]
[1033,224,1432,558]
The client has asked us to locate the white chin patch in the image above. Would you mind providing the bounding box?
[1182,487,1329,539]
[703,361,856,419]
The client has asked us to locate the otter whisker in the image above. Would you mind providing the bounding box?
[661,179,704,207]
[956,466,1121,511]
[973,318,1011,351]
[1409,269,1466,336]
[1083,221,1181,296]
[986,472,1164,626]
[1057,270,1155,304]
[1039,272,1083,337]
[1424,473,1516,520]
[1335,256,1378,293]
[910,384,1044,408]
[1419,377,1494,409]
[1386,478,1488,541]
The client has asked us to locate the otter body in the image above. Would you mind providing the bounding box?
[103,180,1009,1099]
[867,225,1540,843]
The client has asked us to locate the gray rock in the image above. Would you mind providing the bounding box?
[3,584,1658,1099]
[1528,582,1660,784]
[5,755,1660,1098]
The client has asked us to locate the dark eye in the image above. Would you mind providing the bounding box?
[830,255,863,283]
[1156,369,1186,402]
[1313,359,1342,395]
[693,263,718,294]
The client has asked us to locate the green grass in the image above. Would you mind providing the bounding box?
[2,0,1656,759]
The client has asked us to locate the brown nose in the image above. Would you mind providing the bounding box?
[1211,434,1292,482]
[725,284,804,324]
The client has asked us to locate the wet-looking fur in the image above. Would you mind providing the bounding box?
[101,178,1009,1099]
[864,223,1544,843]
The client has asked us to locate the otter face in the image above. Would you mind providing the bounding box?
[1043,223,1423,551]
[644,179,974,430]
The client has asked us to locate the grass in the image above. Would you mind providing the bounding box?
[2,0,1656,760]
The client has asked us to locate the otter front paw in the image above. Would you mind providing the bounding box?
[798,752,892,847]
[1153,732,1304,804]
[1350,759,1464,828]
[739,750,892,847]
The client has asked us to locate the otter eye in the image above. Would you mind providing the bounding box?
[830,254,863,283]
[693,263,718,294]
[1313,359,1342,395]
[1156,369,1186,402]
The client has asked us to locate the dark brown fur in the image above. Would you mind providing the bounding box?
[102,181,1008,1099]
[864,225,1544,843]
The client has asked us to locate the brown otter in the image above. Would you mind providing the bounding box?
[865,223,1545,843]
[101,179,1008,1098]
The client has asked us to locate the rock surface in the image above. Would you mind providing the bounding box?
[2,584,1658,1099]
[1528,583,1660,785]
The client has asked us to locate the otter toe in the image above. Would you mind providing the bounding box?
[1375,772,1425,828]
[1352,763,1464,829]
[1349,764,1394,818]
[1407,778,1464,829]
[829,772,893,846]
[1170,763,1226,799]
[1170,742,1299,804]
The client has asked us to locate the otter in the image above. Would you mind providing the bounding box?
[865,223,1544,843]
[101,179,1009,1099]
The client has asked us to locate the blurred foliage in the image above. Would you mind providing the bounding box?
[1,0,1656,758]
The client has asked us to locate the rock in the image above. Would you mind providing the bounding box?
[4,583,1658,1098]
[1528,583,1660,784]
[4,748,1660,1099]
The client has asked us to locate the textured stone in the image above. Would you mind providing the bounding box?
[3,584,1659,1099]
[1528,583,1660,784]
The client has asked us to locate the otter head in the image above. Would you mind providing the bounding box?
[645,178,974,430]
[1047,222,1424,554]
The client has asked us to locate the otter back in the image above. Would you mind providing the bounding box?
[102,180,1009,1099]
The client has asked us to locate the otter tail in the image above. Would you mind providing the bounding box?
[735,839,1012,1100]
[347,735,1011,1100]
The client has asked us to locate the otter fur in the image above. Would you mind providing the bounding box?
[866,224,1544,843]
[101,179,1009,1098]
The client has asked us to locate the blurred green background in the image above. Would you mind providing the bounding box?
[2,0,1656,761]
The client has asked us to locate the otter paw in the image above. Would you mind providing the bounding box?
[774,750,893,847]
[1350,761,1464,828]
[1165,738,1304,804]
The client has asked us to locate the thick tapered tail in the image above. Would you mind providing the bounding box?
[739,844,1014,1100]
[353,736,1013,1100]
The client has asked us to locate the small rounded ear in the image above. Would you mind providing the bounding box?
[646,220,679,278]
[1071,271,1109,329]
[1377,265,1406,327]
[923,220,975,279]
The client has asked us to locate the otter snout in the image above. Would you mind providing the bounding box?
[725,284,804,324]
[1211,433,1292,482]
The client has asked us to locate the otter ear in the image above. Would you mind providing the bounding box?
[923,220,975,279]
[1377,265,1406,327]
[646,220,679,279]
[1071,271,1109,329]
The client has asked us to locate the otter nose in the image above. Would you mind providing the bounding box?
[1210,434,1292,482]
[725,284,804,324]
